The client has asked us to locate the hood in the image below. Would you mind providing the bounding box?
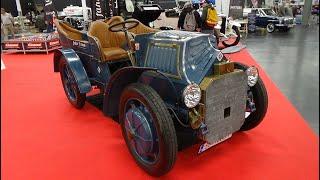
[135,30,221,85]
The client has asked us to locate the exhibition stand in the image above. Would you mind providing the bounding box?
[1,48,318,180]
[1,33,61,54]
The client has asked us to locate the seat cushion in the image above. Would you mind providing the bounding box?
[102,47,128,62]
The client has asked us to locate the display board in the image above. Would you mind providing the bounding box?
[43,0,56,20]
[216,0,231,16]
[91,0,107,19]
[43,0,55,12]
[229,0,245,19]
[1,33,61,54]
[106,0,119,17]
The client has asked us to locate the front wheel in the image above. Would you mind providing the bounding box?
[59,58,86,109]
[266,23,275,33]
[222,25,241,47]
[234,62,268,131]
[119,83,178,176]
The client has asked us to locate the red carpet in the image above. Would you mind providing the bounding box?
[1,50,318,180]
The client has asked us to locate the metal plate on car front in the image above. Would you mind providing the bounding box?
[198,134,232,154]
[201,70,247,144]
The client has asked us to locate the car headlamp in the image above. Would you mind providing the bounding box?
[183,83,201,108]
[246,66,259,87]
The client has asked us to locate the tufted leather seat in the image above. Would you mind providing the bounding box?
[87,17,158,62]
[88,20,128,62]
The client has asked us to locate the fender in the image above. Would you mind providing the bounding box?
[53,49,62,72]
[230,21,241,27]
[54,48,91,94]
[102,67,158,120]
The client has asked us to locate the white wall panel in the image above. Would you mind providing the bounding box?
[215,0,231,16]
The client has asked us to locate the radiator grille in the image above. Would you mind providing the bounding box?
[202,70,248,144]
[145,43,179,77]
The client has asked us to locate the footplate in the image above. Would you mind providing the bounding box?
[198,134,232,154]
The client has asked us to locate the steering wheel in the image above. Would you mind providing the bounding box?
[108,20,140,32]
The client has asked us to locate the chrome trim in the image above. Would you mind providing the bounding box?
[181,41,191,84]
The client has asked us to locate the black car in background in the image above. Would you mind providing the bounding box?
[244,8,295,33]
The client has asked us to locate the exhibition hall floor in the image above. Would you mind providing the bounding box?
[245,24,320,134]
[1,49,318,179]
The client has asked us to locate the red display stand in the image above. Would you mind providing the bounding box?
[1,49,318,180]
[1,33,61,54]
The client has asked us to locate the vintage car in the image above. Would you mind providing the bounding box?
[53,16,268,176]
[244,8,295,33]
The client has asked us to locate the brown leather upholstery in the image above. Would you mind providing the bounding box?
[88,21,128,62]
[127,19,158,35]
[102,47,128,61]
[104,16,125,26]
[54,20,83,41]
[104,16,158,35]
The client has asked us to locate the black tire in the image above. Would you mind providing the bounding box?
[119,83,178,176]
[222,26,241,47]
[266,23,275,33]
[59,57,86,109]
[234,62,268,131]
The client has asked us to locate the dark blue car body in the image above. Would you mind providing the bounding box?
[53,22,221,124]
[53,17,268,176]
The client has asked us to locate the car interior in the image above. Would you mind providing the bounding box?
[54,19,85,41]
[55,16,158,63]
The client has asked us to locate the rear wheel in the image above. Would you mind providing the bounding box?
[222,26,241,47]
[59,58,86,109]
[119,83,178,176]
[234,62,268,131]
